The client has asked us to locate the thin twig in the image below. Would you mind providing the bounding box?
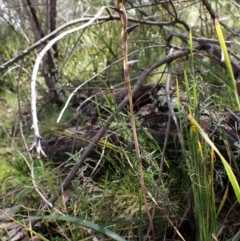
[166,216,186,241]
[201,0,239,35]
[225,107,240,122]
[146,49,174,238]
[171,187,192,240]
[165,51,185,151]
[0,14,174,71]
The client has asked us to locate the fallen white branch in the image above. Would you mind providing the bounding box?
[30,6,108,158]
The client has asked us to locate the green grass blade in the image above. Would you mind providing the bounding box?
[30,215,127,241]
[187,114,240,203]
[215,18,240,110]
[189,29,193,68]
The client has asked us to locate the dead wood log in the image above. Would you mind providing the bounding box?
[72,84,171,125]
[42,84,240,167]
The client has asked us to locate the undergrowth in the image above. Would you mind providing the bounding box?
[1,59,240,240]
[1,1,240,241]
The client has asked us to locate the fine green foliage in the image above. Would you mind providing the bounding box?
[183,71,217,240]
[215,18,240,111]
[187,114,240,203]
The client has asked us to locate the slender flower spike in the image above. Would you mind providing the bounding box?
[127,24,140,35]
[118,0,123,9]
[112,0,154,233]
[119,2,127,29]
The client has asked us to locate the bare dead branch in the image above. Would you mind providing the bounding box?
[201,0,239,35]
[0,15,177,71]
[22,0,43,40]
[30,6,108,158]
[49,0,58,57]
